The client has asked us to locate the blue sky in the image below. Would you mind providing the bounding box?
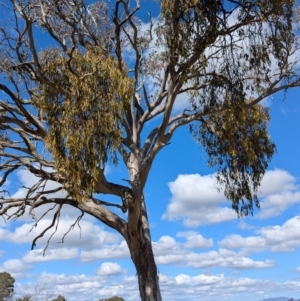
[1,1,300,301]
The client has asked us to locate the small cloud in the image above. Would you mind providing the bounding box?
[218,234,266,254]
[260,97,272,107]
[96,262,124,276]
[177,231,213,249]
[258,169,297,197]
[153,236,182,256]
[104,165,111,175]
[152,235,273,270]
[281,107,289,116]
[172,92,191,112]
[162,173,237,227]
[257,191,300,219]
[174,273,225,285]
[155,247,274,269]
[280,106,300,116]
[238,221,256,230]
[219,216,300,254]
[0,259,32,275]
[80,241,130,262]
[0,218,121,249]
[22,248,78,263]
[1,178,11,188]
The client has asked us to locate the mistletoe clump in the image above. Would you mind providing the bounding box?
[36,47,134,200]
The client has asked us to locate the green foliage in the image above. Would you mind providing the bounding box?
[160,0,294,57]
[191,99,275,216]
[0,272,15,301]
[36,46,134,200]
[51,295,67,301]
[99,297,124,301]
[159,0,292,212]
[15,295,32,301]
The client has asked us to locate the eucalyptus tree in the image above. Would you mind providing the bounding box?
[15,296,32,301]
[51,295,67,301]
[99,297,124,301]
[0,272,15,301]
[0,0,299,300]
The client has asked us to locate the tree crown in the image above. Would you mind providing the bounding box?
[0,0,299,256]
[0,272,15,301]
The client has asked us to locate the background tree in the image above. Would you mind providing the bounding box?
[0,0,299,301]
[99,297,124,301]
[15,295,32,301]
[0,272,15,301]
[51,295,67,301]
[14,284,52,301]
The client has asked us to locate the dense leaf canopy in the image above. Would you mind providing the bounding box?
[0,272,15,301]
[36,46,134,199]
[51,295,67,301]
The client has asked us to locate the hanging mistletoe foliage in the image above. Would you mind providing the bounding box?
[191,98,276,216]
[36,47,134,200]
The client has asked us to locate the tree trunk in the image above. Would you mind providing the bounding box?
[126,193,162,301]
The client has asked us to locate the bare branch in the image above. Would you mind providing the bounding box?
[31,203,62,252]
[60,210,84,244]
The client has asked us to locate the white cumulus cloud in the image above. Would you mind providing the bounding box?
[155,248,273,269]
[14,269,300,301]
[0,259,32,277]
[219,215,300,253]
[0,218,121,250]
[96,262,124,276]
[163,169,300,226]
[176,231,214,249]
[80,240,130,262]
[22,248,78,263]
[162,173,237,226]
[152,235,273,270]
[258,169,298,197]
